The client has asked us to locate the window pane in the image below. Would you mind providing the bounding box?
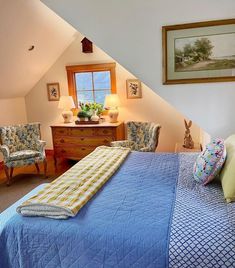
[93,71,111,90]
[75,72,92,90]
[77,91,94,103]
[94,90,110,104]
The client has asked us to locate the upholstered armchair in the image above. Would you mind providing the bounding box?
[0,123,47,185]
[110,121,161,152]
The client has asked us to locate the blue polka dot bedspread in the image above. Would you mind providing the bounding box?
[0,152,234,268]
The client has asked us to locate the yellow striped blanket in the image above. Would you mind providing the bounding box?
[17,146,130,219]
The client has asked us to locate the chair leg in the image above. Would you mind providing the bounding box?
[43,159,47,178]
[54,156,57,171]
[4,165,11,186]
[35,163,40,174]
[10,167,14,178]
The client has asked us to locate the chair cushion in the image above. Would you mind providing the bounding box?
[9,150,41,161]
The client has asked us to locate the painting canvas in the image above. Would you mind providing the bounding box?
[175,33,235,72]
[126,79,142,99]
[47,83,60,101]
[162,19,235,84]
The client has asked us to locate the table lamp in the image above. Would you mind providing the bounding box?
[104,94,121,123]
[58,96,75,123]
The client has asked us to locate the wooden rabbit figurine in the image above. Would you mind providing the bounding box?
[183,119,194,149]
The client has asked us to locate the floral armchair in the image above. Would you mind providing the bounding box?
[111,121,161,152]
[0,123,47,185]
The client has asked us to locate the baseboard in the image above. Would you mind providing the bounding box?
[45,149,54,157]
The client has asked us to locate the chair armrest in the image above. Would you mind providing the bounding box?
[110,140,135,148]
[139,146,153,152]
[37,140,46,152]
[0,145,10,160]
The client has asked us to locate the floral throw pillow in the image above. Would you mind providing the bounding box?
[193,138,226,185]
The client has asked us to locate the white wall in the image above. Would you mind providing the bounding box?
[0,97,28,161]
[117,64,201,152]
[0,98,27,126]
[42,0,235,139]
[0,0,76,99]
[25,34,201,152]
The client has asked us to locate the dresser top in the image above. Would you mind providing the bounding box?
[51,121,123,128]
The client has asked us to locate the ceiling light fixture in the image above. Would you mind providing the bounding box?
[28,45,35,51]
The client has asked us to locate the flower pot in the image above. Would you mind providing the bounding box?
[79,117,86,121]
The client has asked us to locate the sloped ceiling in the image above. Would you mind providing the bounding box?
[41,0,235,138]
[0,0,76,99]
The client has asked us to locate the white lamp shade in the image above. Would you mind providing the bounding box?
[58,96,75,110]
[104,94,121,108]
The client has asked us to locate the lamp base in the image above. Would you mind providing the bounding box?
[62,110,73,123]
[108,109,119,123]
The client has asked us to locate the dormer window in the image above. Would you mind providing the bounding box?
[66,63,116,106]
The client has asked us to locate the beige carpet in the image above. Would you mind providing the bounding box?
[0,173,56,213]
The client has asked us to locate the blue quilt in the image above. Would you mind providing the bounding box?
[0,152,235,268]
[0,152,179,268]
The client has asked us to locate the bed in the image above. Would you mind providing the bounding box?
[0,152,234,268]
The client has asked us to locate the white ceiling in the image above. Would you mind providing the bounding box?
[0,0,76,99]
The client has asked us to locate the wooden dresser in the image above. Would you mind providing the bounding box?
[51,121,124,165]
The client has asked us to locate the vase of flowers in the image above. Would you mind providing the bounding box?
[91,110,99,122]
[78,102,104,122]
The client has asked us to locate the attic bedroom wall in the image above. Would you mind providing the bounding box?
[0,0,77,99]
[0,98,27,126]
[0,98,27,161]
[41,0,235,139]
[25,34,201,152]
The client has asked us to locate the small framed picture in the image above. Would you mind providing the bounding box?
[47,83,60,101]
[126,79,142,99]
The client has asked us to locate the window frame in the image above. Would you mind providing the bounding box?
[66,63,116,106]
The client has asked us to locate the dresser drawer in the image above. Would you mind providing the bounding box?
[54,136,114,146]
[54,146,95,159]
[81,136,114,146]
[70,128,95,137]
[95,128,114,136]
[52,127,70,136]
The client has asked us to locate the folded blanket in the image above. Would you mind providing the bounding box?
[17,146,130,219]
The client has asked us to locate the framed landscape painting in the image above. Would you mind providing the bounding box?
[162,19,235,84]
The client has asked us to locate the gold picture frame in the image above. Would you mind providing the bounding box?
[162,18,235,84]
[126,79,142,99]
[47,83,60,101]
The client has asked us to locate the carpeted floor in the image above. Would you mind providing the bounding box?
[0,173,56,213]
[0,156,75,213]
